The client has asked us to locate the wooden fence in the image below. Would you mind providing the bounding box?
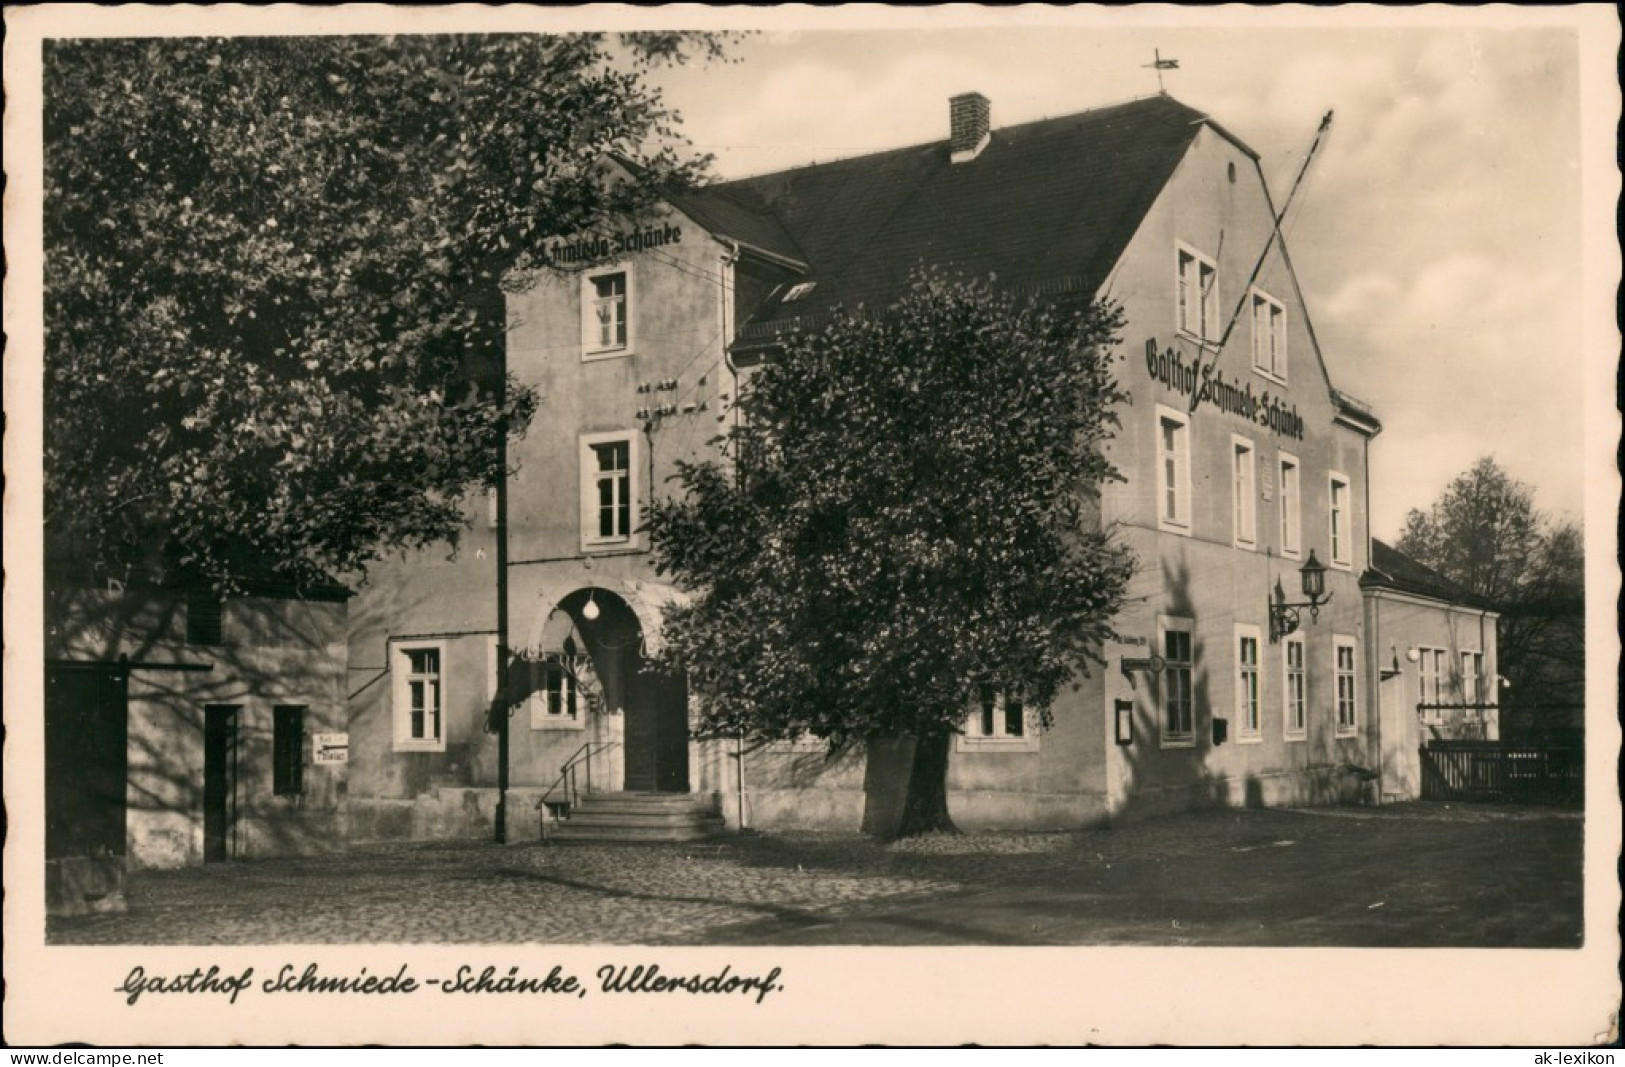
[1419,737,1583,805]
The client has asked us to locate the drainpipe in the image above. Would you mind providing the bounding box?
[736,735,750,832]
[719,238,742,436]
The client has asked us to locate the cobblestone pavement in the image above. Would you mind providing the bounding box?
[47,803,1583,946]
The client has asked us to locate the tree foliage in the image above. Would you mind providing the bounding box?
[45,33,720,591]
[648,273,1135,834]
[1396,457,1584,723]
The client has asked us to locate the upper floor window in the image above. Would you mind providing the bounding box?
[1250,290,1287,380]
[1232,435,1256,549]
[1278,452,1302,559]
[186,589,224,646]
[1177,244,1219,343]
[1156,405,1191,534]
[1329,472,1352,568]
[582,265,633,359]
[580,431,640,549]
[393,641,446,752]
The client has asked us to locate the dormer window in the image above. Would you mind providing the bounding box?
[782,281,817,303]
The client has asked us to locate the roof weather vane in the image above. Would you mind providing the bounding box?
[1144,49,1180,95]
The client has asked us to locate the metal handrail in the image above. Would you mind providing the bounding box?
[536,741,619,841]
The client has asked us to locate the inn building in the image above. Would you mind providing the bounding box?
[342,92,1490,839]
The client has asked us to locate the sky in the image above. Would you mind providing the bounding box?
[645,12,1602,541]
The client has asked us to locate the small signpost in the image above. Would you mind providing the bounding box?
[1119,653,1165,688]
[313,733,349,764]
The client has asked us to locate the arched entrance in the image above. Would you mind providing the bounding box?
[541,587,690,794]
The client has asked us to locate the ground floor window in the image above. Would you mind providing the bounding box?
[1461,650,1485,708]
[1334,636,1358,737]
[392,640,447,752]
[1283,635,1307,740]
[1418,646,1449,722]
[1158,616,1195,746]
[1235,625,1261,741]
[272,705,304,796]
[545,663,579,720]
[967,682,1025,739]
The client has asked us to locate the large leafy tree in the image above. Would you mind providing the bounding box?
[45,33,721,591]
[1396,457,1584,729]
[648,274,1135,837]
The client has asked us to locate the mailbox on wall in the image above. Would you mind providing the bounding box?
[1114,699,1134,746]
[1211,718,1228,746]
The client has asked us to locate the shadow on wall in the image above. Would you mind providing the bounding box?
[46,579,349,872]
[1110,555,1364,824]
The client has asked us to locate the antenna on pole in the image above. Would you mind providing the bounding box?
[1187,109,1335,413]
[1144,49,1180,95]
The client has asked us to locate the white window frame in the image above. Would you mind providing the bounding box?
[1278,451,1302,560]
[392,640,448,752]
[580,430,641,551]
[1418,646,1449,723]
[581,262,634,360]
[1156,405,1192,535]
[958,683,1040,752]
[1282,633,1307,741]
[1157,615,1197,748]
[1250,288,1287,381]
[1231,434,1257,550]
[1328,471,1353,569]
[487,635,500,702]
[1235,624,1262,742]
[1333,636,1359,738]
[1462,650,1484,708]
[1176,243,1220,345]
[530,659,586,732]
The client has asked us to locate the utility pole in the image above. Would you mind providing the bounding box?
[494,305,511,845]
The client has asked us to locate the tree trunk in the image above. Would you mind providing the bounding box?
[894,730,959,839]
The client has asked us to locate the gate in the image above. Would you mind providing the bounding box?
[1420,737,1583,805]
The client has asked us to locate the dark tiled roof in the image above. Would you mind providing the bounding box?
[1361,539,1492,610]
[703,94,1214,343]
[667,185,808,267]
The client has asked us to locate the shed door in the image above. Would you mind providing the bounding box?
[203,705,240,862]
[46,664,129,859]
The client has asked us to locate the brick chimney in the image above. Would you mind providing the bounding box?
[949,92,991,163]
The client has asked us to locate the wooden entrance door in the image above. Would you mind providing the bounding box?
[1378,674,1418,802]
[45,664,129,859]
[203,706,239,862]
[623,667,689,793]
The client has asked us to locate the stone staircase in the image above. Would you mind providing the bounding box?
[544,792,726,844]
